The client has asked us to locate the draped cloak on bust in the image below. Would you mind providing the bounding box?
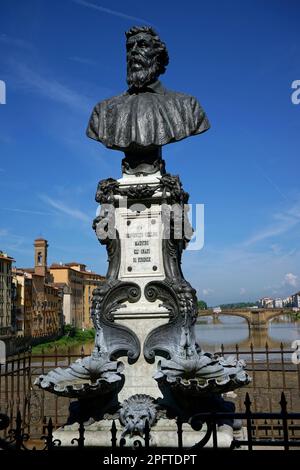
[86,80,210,151]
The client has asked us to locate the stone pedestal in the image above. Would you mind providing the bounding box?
[36,157,250,442]
[117,318,166,401]
[53,419,244,448]
[113,170,168,401]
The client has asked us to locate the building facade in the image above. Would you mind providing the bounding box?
[12,269,30,336]
[0,251,15,336]
[274,298,283,309]
[14,239,63,338]
[259,297,274,309]
[4,239,104,339]
[292,292,300,309]
[50,262,104,329]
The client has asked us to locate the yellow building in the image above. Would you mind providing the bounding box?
[0,251,15,336]
[13,238,104,333]
[15,239,63,338]
[50,262,104,329]
[12,268,30,336]
[82,269,105,329]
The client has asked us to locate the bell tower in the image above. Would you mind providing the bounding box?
[34,238,48,277]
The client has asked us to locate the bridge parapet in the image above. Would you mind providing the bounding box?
[197,308,294,330]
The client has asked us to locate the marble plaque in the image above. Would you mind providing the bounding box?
[119,210,163,278]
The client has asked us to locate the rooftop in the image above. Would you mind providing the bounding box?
[50,263,103,277]
[0,251,15,262]
[65,262,86,267]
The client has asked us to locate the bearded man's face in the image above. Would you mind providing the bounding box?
[126,33,161,89]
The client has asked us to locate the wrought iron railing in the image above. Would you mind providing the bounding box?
[0,392,300,451]
[1,344,300,440]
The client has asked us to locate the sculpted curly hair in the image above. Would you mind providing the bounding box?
[125,26,169,76]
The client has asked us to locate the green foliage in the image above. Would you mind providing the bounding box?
[31,327,95,353]
[198,300,208,310]
[290,311,300,320]
[73,328,95,342]
[64,324,76,337]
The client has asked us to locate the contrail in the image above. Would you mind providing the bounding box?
[72,0,152,24]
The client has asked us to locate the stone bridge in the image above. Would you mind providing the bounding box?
[197,308,294,330]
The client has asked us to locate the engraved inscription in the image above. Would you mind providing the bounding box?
[121,214,162,276]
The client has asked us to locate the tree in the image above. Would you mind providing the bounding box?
[198,300,208,310]
[219,302,259,309]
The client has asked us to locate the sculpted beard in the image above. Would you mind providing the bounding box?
[127,50,160,89]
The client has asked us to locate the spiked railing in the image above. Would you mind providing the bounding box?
[0,393,300,450]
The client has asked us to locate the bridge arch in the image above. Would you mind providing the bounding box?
[264,309,293,323]
[198,310,251,327]
[198,308,294,330]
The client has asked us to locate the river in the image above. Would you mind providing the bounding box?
[46,314,300,357]
[196,314,300,351]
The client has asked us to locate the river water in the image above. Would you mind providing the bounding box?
[196,314,300,351]
[50,314,300,357]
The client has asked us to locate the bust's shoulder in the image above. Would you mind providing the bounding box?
[92,91,128,111]
[163,86,200,105]
[164,88,194,98]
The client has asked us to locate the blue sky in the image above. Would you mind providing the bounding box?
[1,0,300,305]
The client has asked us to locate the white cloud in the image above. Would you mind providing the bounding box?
[2,208,53,216]
[243,216,297,246]
[40,195,90,222]
[13,62,90,114]
[203,288,214,296]
[0,229,31,256]
[284,273,298,287]
[68,56,97,66]
[243,201,300,247]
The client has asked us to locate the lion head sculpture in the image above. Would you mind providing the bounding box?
[119,394,157,437]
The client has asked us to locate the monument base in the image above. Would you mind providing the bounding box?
[53,419,245,449]
[117,317,167,401]
[35,154,250,442]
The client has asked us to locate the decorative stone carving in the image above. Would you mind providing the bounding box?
[35,273,143,398]
[90,281,141,364]
[119,394,158,438]
[35,353,124,399]
[160,173,189,204]
[94,172,190,205]
[143,280,198,362]
[141,171,251,403]
[35,209,143,397]
[95,178,120,204]
[90,164,250,406]
[155,354,250,396]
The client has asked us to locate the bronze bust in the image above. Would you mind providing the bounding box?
[86,26,210,153]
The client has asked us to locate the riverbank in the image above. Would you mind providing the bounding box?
[31,327,95,353]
